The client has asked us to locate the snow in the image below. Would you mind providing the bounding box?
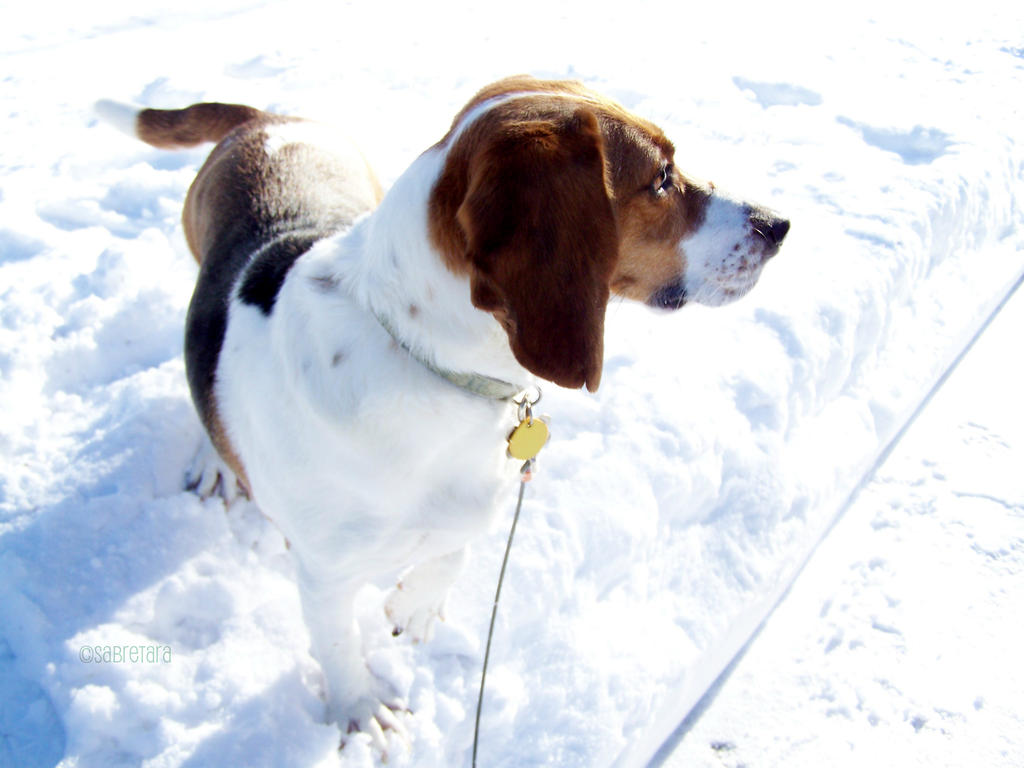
[1,2,1022,767]
[658,278,1024,767]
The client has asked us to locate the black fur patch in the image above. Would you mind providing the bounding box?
[238,234,320,315]
[185,228,327,433]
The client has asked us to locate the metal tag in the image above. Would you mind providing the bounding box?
[507,417,549,461]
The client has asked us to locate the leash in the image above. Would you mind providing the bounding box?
[472,394,547,768]
[472,461,531,768]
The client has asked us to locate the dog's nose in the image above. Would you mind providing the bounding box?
[750,209,790,255]
[767,217,790,245]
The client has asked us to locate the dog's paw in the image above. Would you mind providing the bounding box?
[384,551,465,643]
[185,436,247,503]
[339,698,409,758]
[385,581,446,644]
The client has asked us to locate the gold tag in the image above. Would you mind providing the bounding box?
[507,417,549,461]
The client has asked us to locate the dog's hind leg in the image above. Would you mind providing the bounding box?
[185,431,247,503]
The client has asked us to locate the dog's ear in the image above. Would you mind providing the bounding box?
[456,107,617,392]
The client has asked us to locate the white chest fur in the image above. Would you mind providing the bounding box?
[215,141,530,585]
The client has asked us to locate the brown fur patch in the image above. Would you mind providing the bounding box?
[429,76,703,301]
[427,76,713,389]
[450,106,617,391]
[181,114,300,263]
[612,176,712,300]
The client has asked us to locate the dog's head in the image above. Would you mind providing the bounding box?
[430,76,789,392]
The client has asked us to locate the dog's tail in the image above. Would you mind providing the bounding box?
[95,100,266,149]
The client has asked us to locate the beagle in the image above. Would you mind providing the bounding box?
[97,75,788,750]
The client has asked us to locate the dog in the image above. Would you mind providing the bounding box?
[97,75,788,750]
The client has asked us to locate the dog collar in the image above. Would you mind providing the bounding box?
[373,310,525,402]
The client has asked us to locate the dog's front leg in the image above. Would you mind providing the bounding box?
[385,548,467,643]
[296,569,404,750]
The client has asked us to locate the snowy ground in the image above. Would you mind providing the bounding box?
[657,280,1024,767]
[2,2,1023,767]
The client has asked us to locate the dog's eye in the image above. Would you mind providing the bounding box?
[653,164,674,195]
